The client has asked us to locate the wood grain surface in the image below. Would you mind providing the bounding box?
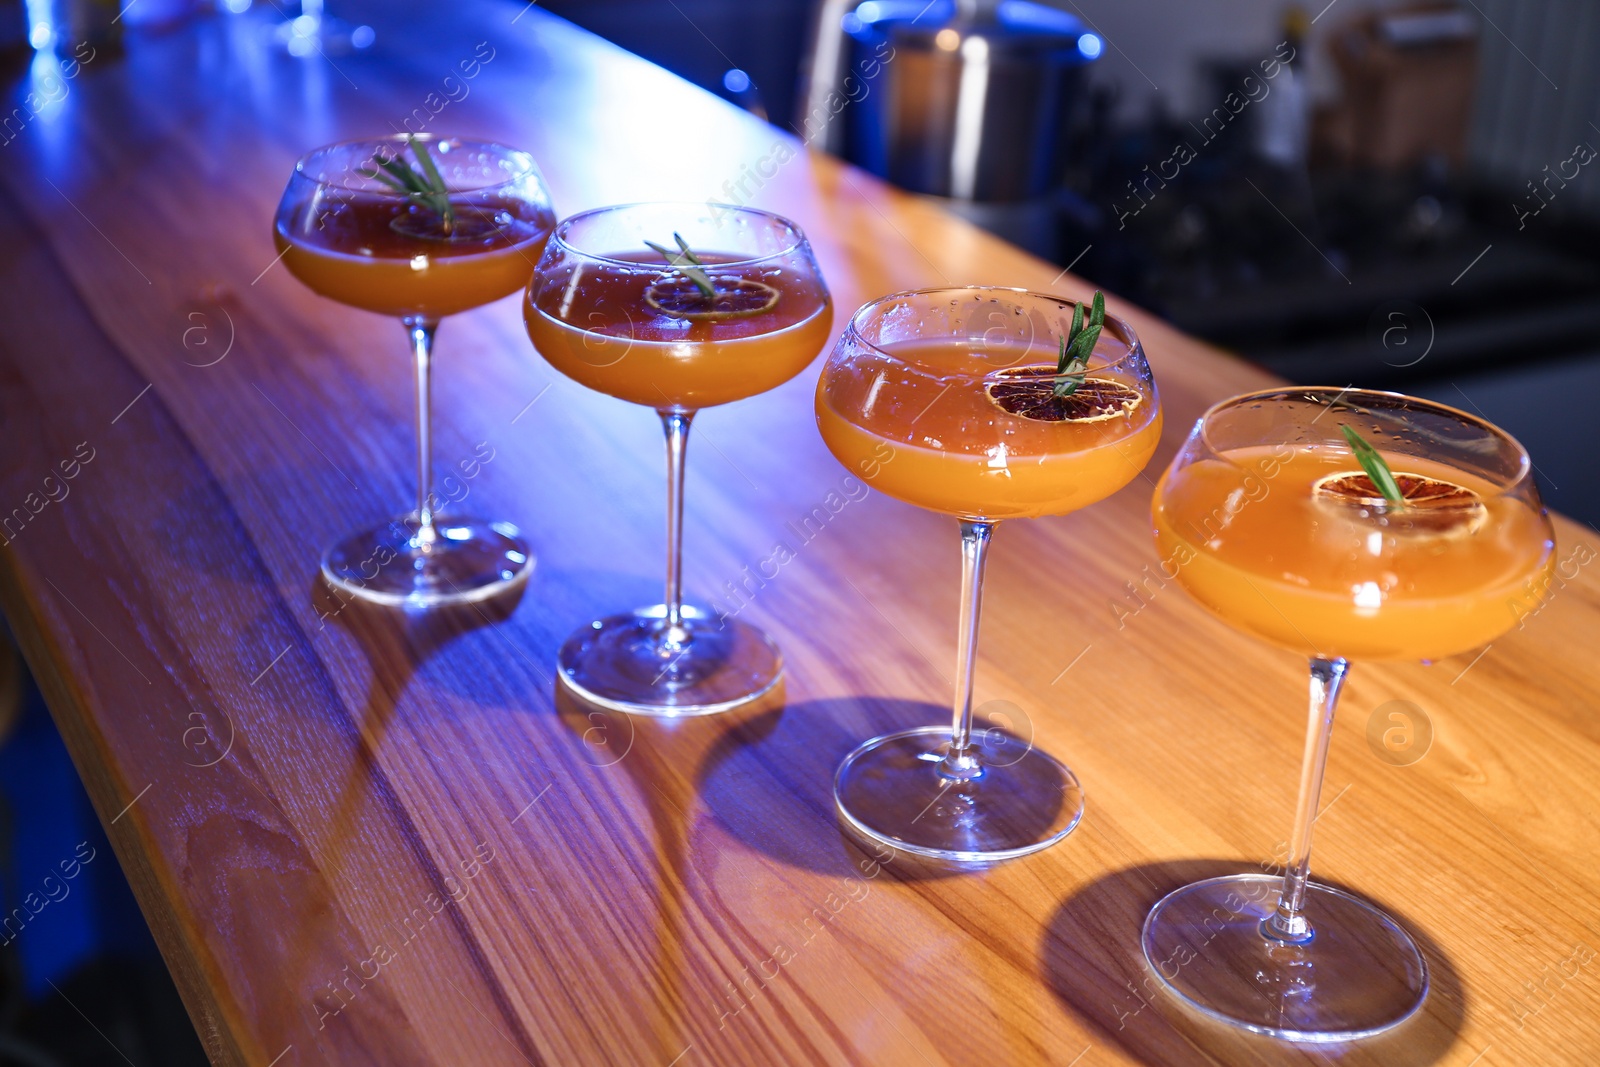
[0,3,1597,1064]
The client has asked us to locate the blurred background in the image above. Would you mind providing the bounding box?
[541,0,1600,529]
[0,0,1595,1061]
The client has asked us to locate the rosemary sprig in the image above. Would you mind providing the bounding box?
[1341,425,1406,508]
[644,233,715,299]
[369,136,455,234]
[1054,290,1105,398]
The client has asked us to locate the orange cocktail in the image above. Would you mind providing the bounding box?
[816,287,1161,863]
[817,337,1161,520]
[1140,387,1555,1043]
[526,250,831,409]
[272,135,555,607]
[524,204,832,716]
[1154,444,1552,660]
[276,190,552,319]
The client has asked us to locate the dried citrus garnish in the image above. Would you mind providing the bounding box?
[985,366,1142,423]
[1313,470,1487,535]
[644,276,779,321]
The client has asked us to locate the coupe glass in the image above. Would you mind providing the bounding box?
[1145,387,1555,1040]
[273,135,556,606]
[524,203,832,715]
[815,288,1162,861]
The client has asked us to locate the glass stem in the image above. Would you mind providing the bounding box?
[1265,656,1349,943]
[659,409,695,647]
[404,316,439,548]
[940,520,994,781]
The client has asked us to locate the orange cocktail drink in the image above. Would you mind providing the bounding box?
[1140,387,1555,1043]
[524,203,832,716]
[275,190,552,319]
[526,250,831,409]
[1154,443,1552,660]
[816,287,1161,862]
[817,337,1161,520]
[271,135,556,607]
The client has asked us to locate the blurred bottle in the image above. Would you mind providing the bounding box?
[1253,5,1309,168]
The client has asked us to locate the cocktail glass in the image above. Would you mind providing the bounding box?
[1144,387,1555,1040]
[274,134,555,606]
[816,287,1162,861]
[524,202,832,715]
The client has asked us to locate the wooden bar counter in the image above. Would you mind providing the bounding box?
[0,3,1596,1063]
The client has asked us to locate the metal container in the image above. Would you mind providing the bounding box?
[836,0,1099,202]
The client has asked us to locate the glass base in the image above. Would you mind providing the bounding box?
[1141,874,1428,1042]
[833,725,1084,862]
[321,516,532,607]
[556,604,782,716]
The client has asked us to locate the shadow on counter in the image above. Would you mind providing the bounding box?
[1041,858,1465,1066]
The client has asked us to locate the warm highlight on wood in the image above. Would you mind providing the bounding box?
[0,3,1596,1064]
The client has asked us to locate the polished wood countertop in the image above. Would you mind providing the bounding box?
[0,3,1596,1063]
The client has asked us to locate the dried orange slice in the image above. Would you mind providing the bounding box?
[389,211,502,242]
[984,366,1143,423]
[1313,470,1487,535]
[644,277,779,321]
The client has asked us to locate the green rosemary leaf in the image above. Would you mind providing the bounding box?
[370,142,456,235]
[1341,425,1406,508]
[1066,324,1101,366]
[1053,327,1100,397]
[1053,291,1104,398]
[367,165,412,193]
[376,156,430,194]
[406,136,455,234]
[1052,374,1082,399]
[672,232,703,267]
[645,236,715,299]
